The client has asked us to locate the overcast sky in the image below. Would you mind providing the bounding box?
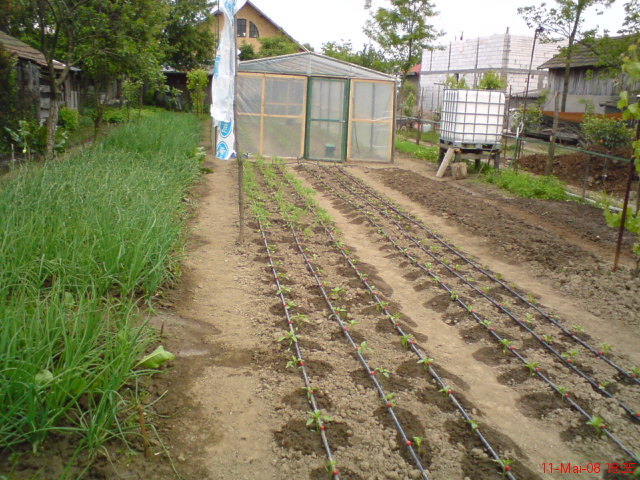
[248,0,629,51]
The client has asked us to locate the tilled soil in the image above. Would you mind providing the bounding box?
[7,147,638,480]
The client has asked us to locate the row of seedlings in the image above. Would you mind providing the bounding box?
[277,164,522,479]
[244,162,341,478]
[321,165,639,423]
[298,164,640,467]
[336,167,639,386]
[254,159,433,479]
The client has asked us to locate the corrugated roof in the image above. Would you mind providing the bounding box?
[238,52,394,81]
[0,30,47,65]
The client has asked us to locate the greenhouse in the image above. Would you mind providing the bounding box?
[236,52,396,162]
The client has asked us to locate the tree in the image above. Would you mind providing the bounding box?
[257,36,300,58]
[239,42,257,60]
[164,0,217,70]
[187,69,208,114]
[321,40,392,72]
[518,0,615,112]
[620,0,640,34]
[364,0,440,80]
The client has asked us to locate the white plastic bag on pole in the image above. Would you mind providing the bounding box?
[211,0,247,160]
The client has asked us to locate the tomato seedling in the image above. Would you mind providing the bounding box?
[375,367,391,378]
[278,330,298,349]
[586,415,606,437]
[307,409,333,431]
[401,334,414,349]
[524,361,540,376]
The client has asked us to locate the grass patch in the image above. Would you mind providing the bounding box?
[482,169,568,201]
[395,139,439,163]
[400,128,440,144]
[0,112,203,456]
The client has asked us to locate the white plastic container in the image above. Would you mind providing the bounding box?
[440,89,505,148]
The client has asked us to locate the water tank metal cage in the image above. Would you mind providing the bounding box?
[440,89,506,150]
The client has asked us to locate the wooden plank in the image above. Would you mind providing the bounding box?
[436,148,455,178]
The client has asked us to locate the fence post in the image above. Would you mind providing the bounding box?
[545,92,560,176]
[581,155,591,200]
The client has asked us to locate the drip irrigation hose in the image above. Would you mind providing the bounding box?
[247,167,341,478]
[256,162,430,479]
[303,167,639,463]
[321,168,639,423]
[288,224,430,480]
[334,166,640,387]
[277,166,519,479]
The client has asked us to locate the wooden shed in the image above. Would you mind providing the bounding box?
[0,31,79,123]
[236,52,396,162]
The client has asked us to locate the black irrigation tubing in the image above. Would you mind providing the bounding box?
[285,223,431,480]
[277,166,519,479]
[320,167,640,423]
[256,217,341,479]
[304,170,640,463]
[334,166,640,387]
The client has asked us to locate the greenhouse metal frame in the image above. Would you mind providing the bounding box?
[236,52,396,163]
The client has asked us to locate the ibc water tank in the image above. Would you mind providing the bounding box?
[440,89,505,148]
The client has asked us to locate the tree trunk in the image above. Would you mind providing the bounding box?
[45,93,59,160]
[560,57,572,113]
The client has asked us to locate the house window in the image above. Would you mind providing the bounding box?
[250,22,259,38]
[237,18,247,37]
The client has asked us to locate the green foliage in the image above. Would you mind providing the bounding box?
[187,69,209,115]
[321,40,392,73]
[4,119,68,157]
[483,169,568,201]
[513,106,543,132]
[364,0,441,77]
[581,114,633,150]
[239,42,257,61]
[257,36,300,58]
[103,107,128,124]
[164,0,217,70]
[444,75,468,89]
[477,70,507,90]
[402,82,417,116]
[58,107,79,132]
[395,139,439,163]
[0,112,203,453]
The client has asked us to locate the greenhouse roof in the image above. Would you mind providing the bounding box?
[238,52,394,81]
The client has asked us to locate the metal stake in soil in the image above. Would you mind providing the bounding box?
[613,159,636,272]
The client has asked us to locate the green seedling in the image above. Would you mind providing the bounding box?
[630,367,640,378]
[598,343,613,355]
[424,262,433,270]
[390,312,402,322]
[496,273,503,280]
[467,303,474,314]
[586,415,606,437]
[290,313,309,328]
[454,264,462,271]
[276,285,291,295]
[524,313,535,325]
[277,272,288,280]
[347,319,358,327]
[430,245,441,253]
[571,324,585,335]
[542,334,554,344]
[561,348,580,362]
[302,386,315,399]
[418,358,434,370]
[439,385,453,396]
[524,361,540,376]
[450,291,459,301]
[385,392,397,407]
[557,386,569,397]
[325,459,339,478]
[267,245,277,254]
[500,339,513,354]
[334,306,347,316]
[329,286,346,300]
[482,285,491,294]
[285,300,297,310]
[598,381,610,391]
[278,330,298,349]
[480,320,492,328]
[376,301,390,312]
[286,356,302,369]
[467,419,479,432]
[492,458,513,478]
[375,367,392,378]
[432,275,441,284]
[413,435,424,453]
[401,334,414,349]
[307,409,333,430]
[357,341,372,355]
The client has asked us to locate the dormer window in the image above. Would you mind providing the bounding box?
[237,18,247,37]
[250,21,259,38]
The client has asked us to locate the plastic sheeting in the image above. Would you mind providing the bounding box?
[349,80,394,162]
[237,73,306,158]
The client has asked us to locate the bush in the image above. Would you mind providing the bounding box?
[477,71,507,90]
[102,107,128,123]
[58,107,79,132]
[581,114,633,151]
[483,169,567,201]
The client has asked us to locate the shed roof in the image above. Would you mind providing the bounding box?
[538,35,633,69]
[238,52,394,81]
[0,30,66,69]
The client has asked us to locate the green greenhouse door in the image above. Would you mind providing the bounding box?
[305,78,349,161]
